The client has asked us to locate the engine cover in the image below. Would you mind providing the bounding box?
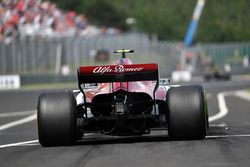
[91,90,153,116]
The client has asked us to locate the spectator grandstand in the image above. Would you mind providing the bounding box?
[0,0,120,43]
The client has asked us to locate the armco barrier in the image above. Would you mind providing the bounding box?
[20,74,77,85]
[0,34,249,76]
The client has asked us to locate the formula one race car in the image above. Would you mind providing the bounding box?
[37,50,209,147]
[204,66,231,82]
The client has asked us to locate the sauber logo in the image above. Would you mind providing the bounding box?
[93,65,144,74]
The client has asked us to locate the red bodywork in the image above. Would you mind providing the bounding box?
[78,58,167,102]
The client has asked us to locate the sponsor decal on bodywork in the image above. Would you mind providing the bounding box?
[79,64,157,75]
[93,65,144,74]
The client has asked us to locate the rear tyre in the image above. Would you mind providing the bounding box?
[167,85,208,140]
[37,92,77,146]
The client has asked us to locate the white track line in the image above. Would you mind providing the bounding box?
[209,123,227,128]
[0,140,38,149]
[0,110,35,118]
[209,92,229,122]
[206,134,250,139]
[234,90,250,101]
[0,113,36,131]
[209,90,250,122]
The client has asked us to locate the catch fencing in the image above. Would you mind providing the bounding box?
[0,33,250,77]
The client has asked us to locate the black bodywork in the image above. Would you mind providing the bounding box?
[76,89,167,135]
[204,71,231,81]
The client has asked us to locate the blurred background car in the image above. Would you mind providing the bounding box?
[204,60,231,81]
[204,66,231,81]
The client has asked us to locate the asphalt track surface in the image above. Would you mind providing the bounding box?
[0,81,250,167]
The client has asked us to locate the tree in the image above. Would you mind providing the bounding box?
[76,0,128,29]
[50,0,250,42]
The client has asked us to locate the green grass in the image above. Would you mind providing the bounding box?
[21,82,78,90]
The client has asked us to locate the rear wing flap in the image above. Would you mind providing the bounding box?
[77,64,159,84]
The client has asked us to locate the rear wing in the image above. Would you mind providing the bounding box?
[77,63,159,115]
[77,64,159,84]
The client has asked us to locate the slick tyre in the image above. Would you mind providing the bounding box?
[37,92,77,146]
[167,85,208,140]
